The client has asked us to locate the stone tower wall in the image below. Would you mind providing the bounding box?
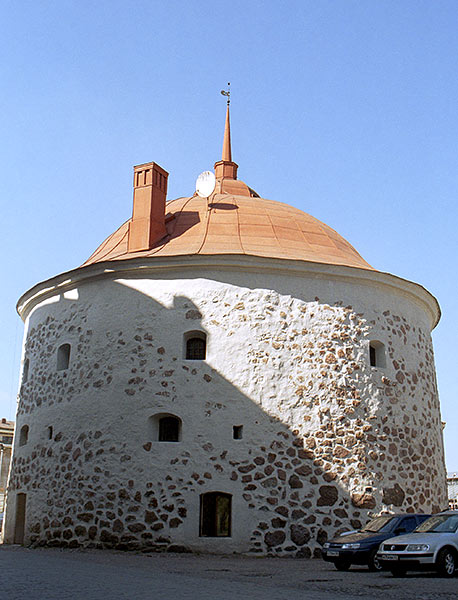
[4,261,447,555]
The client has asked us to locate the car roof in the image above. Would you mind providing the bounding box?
[371,513,430,518]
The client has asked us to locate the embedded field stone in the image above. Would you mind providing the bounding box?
[167,544,190,553]
[396,371,405,384]
[333,446,350,458]
[298,449,314,459]
[351,492,376,509]
[290,524,310,546]
[264,530,286,547]
[113,519,124,532]
[382,483,405,506]
[261,477,277,488]
[75,526,87,536]
[275,506,288,517]
[294,465,312,476]
[238,464,255,473]
[76,512,93,522]
[296,547,312,558]
[271,517,286,528]
[288,474,303,489]
[100,530,116,543]
[292,509,306,519]
[317,528,328,545]
[127,523,146,533]
[350,519,362,529]
[317,485,338,506]
[169,518,182,528]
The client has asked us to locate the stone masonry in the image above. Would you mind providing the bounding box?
[3,259,447,556]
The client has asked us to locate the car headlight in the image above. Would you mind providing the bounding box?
[341,543,360,549]
[406,544,430,552]
[323,543,330,549]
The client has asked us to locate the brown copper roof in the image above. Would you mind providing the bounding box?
[84,104,373,271]
[83,194,373,270]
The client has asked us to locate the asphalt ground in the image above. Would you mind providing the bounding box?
[1,545,456,600]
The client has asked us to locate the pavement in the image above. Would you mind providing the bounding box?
[1,545,457,600]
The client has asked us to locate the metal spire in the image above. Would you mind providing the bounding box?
[220,83,232,162]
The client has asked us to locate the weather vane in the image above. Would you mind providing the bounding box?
[220,82,230,106]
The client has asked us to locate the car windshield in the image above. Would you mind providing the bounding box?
[415,514,458,533]
[361,516,394,533]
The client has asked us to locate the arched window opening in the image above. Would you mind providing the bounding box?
[369,340,386,368]
[57,343,71,371]
[200,492,232,537]
[158,416,180,442]
[22,358,29,383]
[19,425,29,447]
[184,331,206,360]
[148,413,182,442]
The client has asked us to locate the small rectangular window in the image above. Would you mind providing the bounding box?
[233,425,243,440]
[48,426,53,440]
[369,340,386,368]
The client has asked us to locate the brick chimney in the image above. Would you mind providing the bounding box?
[128,162,169,252]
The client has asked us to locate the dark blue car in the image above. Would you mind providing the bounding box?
[322,514,431,571]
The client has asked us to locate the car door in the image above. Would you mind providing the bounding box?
[396,516,417,535]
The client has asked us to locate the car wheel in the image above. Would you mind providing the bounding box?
[436,548,456,578]
[368,549,383,572]
[334,559,351,571]
[390,567,406,577]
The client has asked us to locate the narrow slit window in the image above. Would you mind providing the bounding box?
[22,358,29,383]
[19,424,29,447]
[200,492,232,537]
[369,345,376,367]
[233,425,243,440]
[57,343,71,371]
[48,426,53,440]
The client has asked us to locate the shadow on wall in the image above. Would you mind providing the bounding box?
[5,274,445,554]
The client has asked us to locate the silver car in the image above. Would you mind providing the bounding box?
[377,511,458,577]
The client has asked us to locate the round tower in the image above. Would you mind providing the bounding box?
[3,107,447,555]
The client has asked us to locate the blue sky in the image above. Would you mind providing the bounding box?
[1,0,457,469]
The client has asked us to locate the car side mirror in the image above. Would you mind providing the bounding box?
[395,528,406,535]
